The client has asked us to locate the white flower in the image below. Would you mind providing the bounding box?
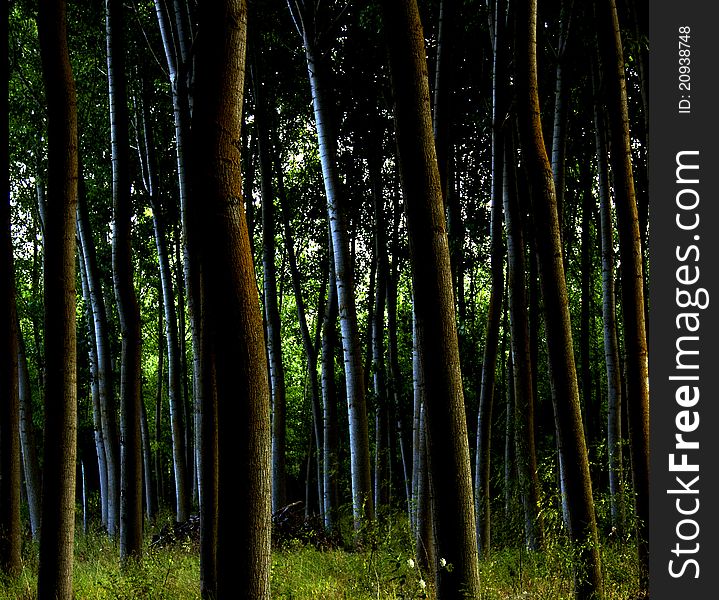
[407,558,415,569]
[439,557,447,568]
[419,579,426,589]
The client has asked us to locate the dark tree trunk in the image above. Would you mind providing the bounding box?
[1,38,22,570]
[503,133,543,550]
[593,90,624,535]
[106,0,143,561]
[36,0,79,594]
[515,1,603,597]
[475,0,507,557]
[191,1,271,596]
[253,68,288,513]
[595,0,649,589]
[382,0,481,595]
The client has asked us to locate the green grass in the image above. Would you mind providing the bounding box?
[1,521,641,599]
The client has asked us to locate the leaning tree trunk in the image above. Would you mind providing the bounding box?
[190,1,271,597]
[382,0,481,596]
[76,167,120,538]
[77,239,109,531]
[36,0,79,594]
[303,34,374,527]
[515,1,603,597]
[106,0,143,561]
[595,0,649,590]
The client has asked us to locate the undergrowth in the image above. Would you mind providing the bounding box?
[0,511,641,599]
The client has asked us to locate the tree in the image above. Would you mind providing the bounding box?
[595,0,650,590]
[287,0,374,527]
[515,0,603,597]
[1,0,22,568]
[382,0,481,595]
[36,0,79,595]
[190,0,271,596]
[106,0,143,560]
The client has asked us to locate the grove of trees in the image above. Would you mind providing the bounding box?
[2,0,649,598]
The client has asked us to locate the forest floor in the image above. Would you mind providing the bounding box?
[0,514,641,599]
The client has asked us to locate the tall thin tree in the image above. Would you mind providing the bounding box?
[382,0,481,595]
[36,0,79,594]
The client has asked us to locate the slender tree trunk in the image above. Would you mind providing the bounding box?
[17,323,42,538]
[1,47,22,570]
[595,0,649,588]
[36,0,78,593]
[503,133,543,550]
[321,233,340,531]
[278,157,325,518]
[412,307,435,578]
[593,90,624,535]
[106,0,143,561]
[550,0,574,237]
[153,0,197,522]
[155,288,165,510]
[77,238,109,531]
[515,1,603,597]
[303,34,374,527]
[383,0,481,595]
[76,172,120,538]
[253,69,287,513]
[191,1,271,596]
[475,0,507,557]
[140,389,157,522]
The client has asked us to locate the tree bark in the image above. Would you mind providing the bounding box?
[382,0,481,595]
[475,0,507,557]
[302,28,374,527]
[106,0,143,561]
[593,91,624,535]
[595,0,649,589]
[503,133,543,550]
[1,40,22,570]
[36,0,79,594]
[515,1,603,597]
[252,67,288,513]
[191,1,271,596]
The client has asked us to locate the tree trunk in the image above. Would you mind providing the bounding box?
[303,34,374,527]
[475,0,507,557]
[77,238,109,531]
[503,133,543,550]
[36,0,79,594]
[593,90,624,535]
[253,68,287,513]
[106,0,143,561]
[321,233,340,531]
[515,1,603,597]
[191,1,271,596]
[17,322,42,539]
[382,0,481,595]
[412,307,435,578]
[76,168,120,538]
[140,388,157,522]
[595,0,649,589]
[1,59,22,572]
